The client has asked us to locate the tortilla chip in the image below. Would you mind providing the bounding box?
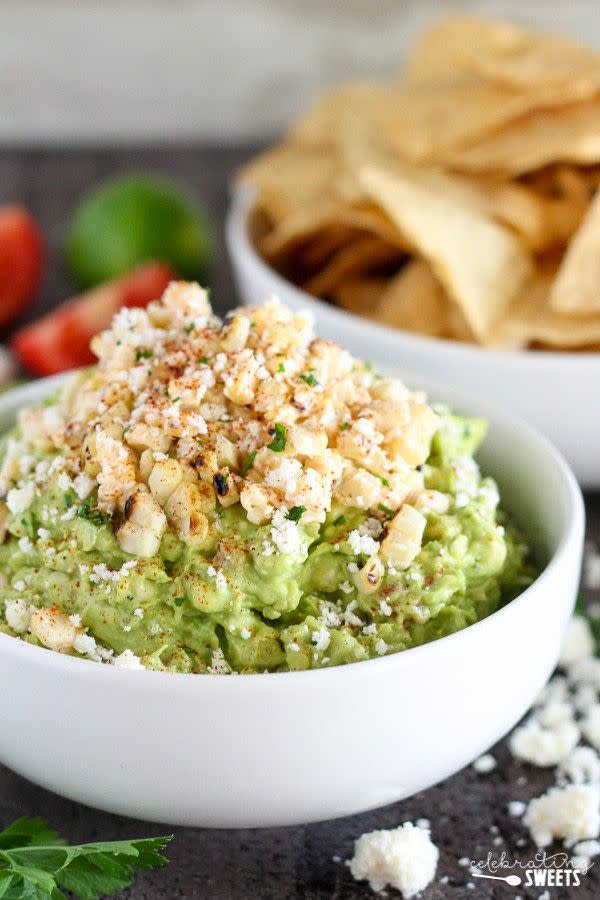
[407,17,600,92]
[492,271,600,348]
[439,100,600,175]
[358,165,533,339]
[373,261,448,336]
[303,235,404,298]
[550,190,600,313]
[333,276,388,317]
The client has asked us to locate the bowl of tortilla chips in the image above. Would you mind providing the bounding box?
[227,16,600,487]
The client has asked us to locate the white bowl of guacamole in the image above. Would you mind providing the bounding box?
[0,285,584,827]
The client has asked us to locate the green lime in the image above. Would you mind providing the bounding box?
[66,175,212,288]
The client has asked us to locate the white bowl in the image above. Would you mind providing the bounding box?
[0,376,584,828]
[227,187,600,488]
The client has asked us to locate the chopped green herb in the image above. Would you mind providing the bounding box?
[240,450,257,476]
[76,496,110,527]
[339,422,351,432]
[287,506,305,523]
[184,322,196,334]
[135,349,153,361]
[378,503,394,517]
[0,816,171,898]
[299,372,319,387]
[63,493,73,508]
[278,363,285,373]
[333,514,346,526]
[267,423,287,452]
[172,396,181,403]
[199,356,209,365]
[173,597,185,607]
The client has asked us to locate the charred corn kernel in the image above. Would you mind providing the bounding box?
[185,511,209,547]
[124,488,167,535]
[30,607,77,652]
[116,521,162,557]
[165,482,210,536]
[336,426,387,470]
[215,434,238,470]
[125,422,172,453]
[353,555,385,594]
[148,458,182,505]
[196,480,217,513]
[380,504,426,568]
[415,490,450,515]
[336,468,381,510]
[386,404,439,467]
[214,470,240,507]
[306,449,347,482]
[221,314,250,352]
[193,450,218,482]
[139,449,155,482]
[81,431,101,477]
[239,482,274,525]
[287,425,328,457]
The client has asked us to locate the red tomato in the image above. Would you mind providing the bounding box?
[0,206,44,328]
[12,262,174,376]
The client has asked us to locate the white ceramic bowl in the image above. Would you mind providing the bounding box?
[227,187,600,488]
[0,376,584,828]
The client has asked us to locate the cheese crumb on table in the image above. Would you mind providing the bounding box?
[472,753,497,774]
[523,784,600,848]
[347,822,438,898]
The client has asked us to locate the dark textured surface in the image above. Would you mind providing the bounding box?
[0,146,598,899]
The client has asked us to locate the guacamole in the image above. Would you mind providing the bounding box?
[0,284,534,673]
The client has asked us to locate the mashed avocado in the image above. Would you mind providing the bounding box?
[0,284,534,673]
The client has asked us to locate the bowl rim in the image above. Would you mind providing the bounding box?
[0,369,584,686]
[226,183,600,368]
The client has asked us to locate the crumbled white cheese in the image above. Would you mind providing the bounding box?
[6,481,35,515]
[523,784,600,848]
[510,718,579,767]
[73,472,95,499]
[17,536,34,556]
[567,657,600,690]
[375,638,388,656]
[240,627,251,640]
[4,598,33,633]
[348,529,379,557]
[113,649,145,670]
[133,608,144,619]
[312,626,331,652]
[73,633,98,658]
[558,747,600,785]
[207,647,230,674]
[472,753,497,774]
[508,800,527,817]
[559,616,596,667]
[347,822,438,898]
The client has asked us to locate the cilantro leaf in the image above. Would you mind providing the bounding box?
[378,503,394,517]
[286,506,305,523]
[0,818,171,900]
[267,423,286,452]
[299,372,318,387]
[76,497,110,528]
[240,450,257,477]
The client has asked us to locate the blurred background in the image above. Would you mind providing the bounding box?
[2,0,599,145]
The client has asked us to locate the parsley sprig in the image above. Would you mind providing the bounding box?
[76,496,110,527]
[0,817,171,899]
[267,423,287,452]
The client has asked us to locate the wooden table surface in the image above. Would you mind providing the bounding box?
[0,146,598,899]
